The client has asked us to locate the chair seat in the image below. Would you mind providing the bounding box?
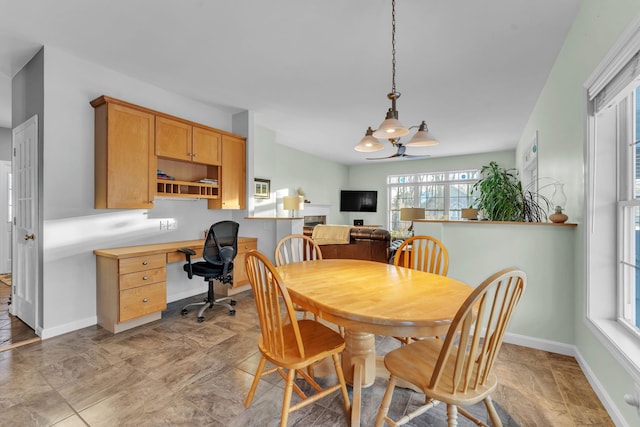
[384,338,498,406]
[259,319,345,369]
[184,261,231,279]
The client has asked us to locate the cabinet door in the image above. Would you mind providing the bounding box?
[210,135,246,210]
[232,239,257,287]
[192,126,221,165]
[98,103,155,208]
[156,116,192,162]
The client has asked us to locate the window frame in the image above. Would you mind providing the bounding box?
[387,170,479,232]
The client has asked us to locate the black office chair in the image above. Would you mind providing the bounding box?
[179,220,239,322]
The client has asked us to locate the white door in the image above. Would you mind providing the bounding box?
[10,115,38,330]
[0,160,11,273]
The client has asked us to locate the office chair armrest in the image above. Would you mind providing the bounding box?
[178,247,197,256]
[178,247,197,279]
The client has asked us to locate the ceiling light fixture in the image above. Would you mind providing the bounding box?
[354,0,439,157]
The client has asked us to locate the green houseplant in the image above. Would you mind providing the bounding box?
[472,161,549,222]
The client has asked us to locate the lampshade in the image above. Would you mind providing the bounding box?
[283,196,303,211]
[373,115,410,139]
[400,207,425,221]
[405,121,439,147]
[354,127,385,152]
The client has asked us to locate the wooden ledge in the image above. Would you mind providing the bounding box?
[415,219,577,227]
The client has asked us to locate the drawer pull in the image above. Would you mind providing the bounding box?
[143,298,149,303]
[142,261,149,265]
[143,276,148,280]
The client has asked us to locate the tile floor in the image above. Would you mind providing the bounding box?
[0,277,40,351]
[0,291,614,426]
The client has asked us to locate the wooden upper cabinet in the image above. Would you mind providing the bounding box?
[192,126,222,165]
[156,117,192,162]
[92,97,156,209]
[156,116,221,166]
[209,135,246,210]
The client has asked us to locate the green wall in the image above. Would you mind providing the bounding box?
[516,0,640,424]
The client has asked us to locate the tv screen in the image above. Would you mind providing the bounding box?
[340,190,378,212]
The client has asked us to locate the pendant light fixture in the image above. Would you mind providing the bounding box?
[354,0,438,154]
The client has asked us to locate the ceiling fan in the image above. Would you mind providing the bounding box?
[366,141,431,160]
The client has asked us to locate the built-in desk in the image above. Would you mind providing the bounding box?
[94,237,257,333]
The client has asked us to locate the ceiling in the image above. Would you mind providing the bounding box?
[0,0,582,165]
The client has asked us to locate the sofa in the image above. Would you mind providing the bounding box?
[303,225,391,263]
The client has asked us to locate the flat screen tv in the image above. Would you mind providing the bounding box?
[340,190,378,212]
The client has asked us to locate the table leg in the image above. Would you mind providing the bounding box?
[341,329,376,427]
[342,329,376,387]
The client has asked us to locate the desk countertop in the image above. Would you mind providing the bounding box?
[93,239,205,259]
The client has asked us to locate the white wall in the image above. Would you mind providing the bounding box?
[0,127,11,161]
[39,47,240,336]
[252,125,349,222]
[516,0,640,424]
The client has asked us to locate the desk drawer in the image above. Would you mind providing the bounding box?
[119,254,166,274]
[119,267,166,291]
[119,282,166,322]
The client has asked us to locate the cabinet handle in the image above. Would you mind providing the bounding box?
[143,298,149,303]
[142,261,149,265]
[143,276,148,280]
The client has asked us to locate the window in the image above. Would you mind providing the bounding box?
[586,26,640,377]
[387,170,479,231]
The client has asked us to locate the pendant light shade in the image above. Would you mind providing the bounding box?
[405,121,439,147]
[373,111,410,139]
[355,127,385,152]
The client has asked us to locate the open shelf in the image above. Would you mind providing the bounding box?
[156,179,219,199]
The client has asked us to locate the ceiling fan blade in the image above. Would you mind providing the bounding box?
[401,154,431,159]
[366,153,400,160]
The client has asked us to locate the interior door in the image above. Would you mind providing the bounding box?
[0,160,11,273]
[10,115,38,330]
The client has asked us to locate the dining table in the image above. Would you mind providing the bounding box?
[275,258,473,426]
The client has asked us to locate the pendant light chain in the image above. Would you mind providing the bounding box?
[391,0,397,93]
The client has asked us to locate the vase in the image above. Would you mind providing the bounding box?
[549,207,568,224]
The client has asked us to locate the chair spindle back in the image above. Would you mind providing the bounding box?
[275,234,323,266]
[394,235,449,276]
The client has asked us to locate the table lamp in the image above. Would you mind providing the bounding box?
[283,195,304,218]
[400,207,425,235]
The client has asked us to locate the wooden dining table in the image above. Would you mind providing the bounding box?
[275,258,473,426]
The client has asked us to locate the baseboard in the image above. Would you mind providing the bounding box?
[503,331,576,356]
[574,348,630,427]
[504,332,629,427]
[40,316,97,339]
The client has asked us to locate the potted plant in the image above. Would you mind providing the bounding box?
[472,161,549,222]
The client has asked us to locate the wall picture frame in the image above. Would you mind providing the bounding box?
[253,178,270,199]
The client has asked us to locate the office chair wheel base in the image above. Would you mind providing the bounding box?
[197,316,205,323]
[181,309,188,316]
[229,310,236,316]
[230,300,236,306]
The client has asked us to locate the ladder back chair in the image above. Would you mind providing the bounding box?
[393,235,449,276]
[375,268,526,427]
[394,235,449,343]
[244,250,351,427]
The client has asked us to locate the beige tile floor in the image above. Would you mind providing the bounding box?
[0,276,40,351]
[0,291,614,426]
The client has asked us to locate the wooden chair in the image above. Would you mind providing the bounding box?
[393,235,449,276]
[375,268,526,427]
[275,234,323,266]
[244,250,351,427]
[394,235,449,343]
